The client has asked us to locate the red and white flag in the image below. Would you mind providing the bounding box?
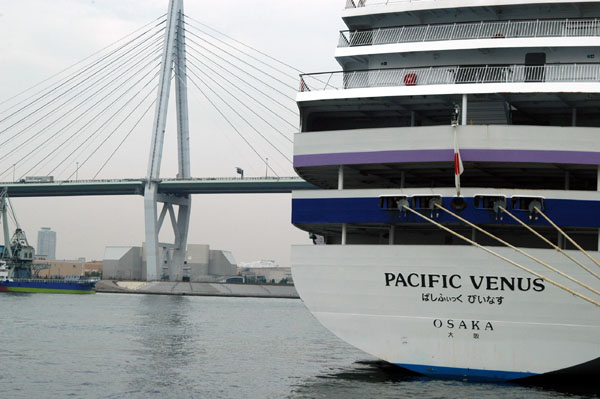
[453,127,464,196]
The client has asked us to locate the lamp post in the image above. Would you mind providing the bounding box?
[76,162,79,180]
[12,164,15,182]
[236,167,244,179]
[265,157,269,178]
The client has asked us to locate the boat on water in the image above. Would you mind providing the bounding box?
[0,193,95,294]
[291,0,600,381]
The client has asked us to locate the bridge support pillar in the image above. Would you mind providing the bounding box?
[144,184,191,280]
[144,0,191,281]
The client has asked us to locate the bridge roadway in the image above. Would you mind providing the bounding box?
[0,177,316,197]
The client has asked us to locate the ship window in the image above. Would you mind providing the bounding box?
[379,196,408,210]
[474,195,506,210]
[511,196,545,212]
[411,195,442,210]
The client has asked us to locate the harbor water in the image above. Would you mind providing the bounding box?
[0,293,596,399]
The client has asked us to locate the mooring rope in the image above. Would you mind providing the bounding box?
[533,206,600,271]
[401,205,600,308]
[434,204,600,297]
[498,205,600,281]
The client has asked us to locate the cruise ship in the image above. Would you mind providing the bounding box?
[291,0,600,381]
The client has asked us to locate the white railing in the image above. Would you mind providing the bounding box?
[345,0,597,7]
[338,18,600,47]
[345,0,436,8]
[299,63,600,92]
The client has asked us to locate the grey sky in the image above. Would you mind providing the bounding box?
[0,0,345,265]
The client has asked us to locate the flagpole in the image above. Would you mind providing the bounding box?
[452,103,464,197]
[454,125,462,197]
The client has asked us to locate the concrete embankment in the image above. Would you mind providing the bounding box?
[95,280,299,299]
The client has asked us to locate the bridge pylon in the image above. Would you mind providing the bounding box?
[144,0,191,281]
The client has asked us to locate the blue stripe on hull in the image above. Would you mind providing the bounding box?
[395,363,537,381]
[292,197,600,228]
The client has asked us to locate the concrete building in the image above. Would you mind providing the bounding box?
[35,259,103,278]
[103,243,237,282]
[103,247,143,281]
[36,227,56,260]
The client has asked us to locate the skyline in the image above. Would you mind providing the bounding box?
[0,0,346,265]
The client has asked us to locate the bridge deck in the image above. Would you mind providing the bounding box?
[0,178,315,197]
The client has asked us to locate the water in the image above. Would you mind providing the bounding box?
[0,293,596,399]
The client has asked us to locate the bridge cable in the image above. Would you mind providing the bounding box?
[183,73,281,177]
[183,58,293,143]
[183,20,299,84]
[183,33,298,106]
[183,15,329,89]
[0,29,166,138]
[93,98,158,179]
[21,49,164,175]
[0,38,164,158]
[171,70,258,176]
[62,82,160,180]
[0,31,164,140]
[433,203,600,296]
[0,24,166,127]
[181,68,291,175]
[25,66,161,180]
[183,41,298,117]
[401,205,600,308]
[0,16,167,116]
[10,62,162,180]
[183,67,292,164]
[183,28,297,91]
[182,46,298,131]
[183,15,306,75]
[498,206,600,281]
[0,51,163,175]
[48,75,161,178]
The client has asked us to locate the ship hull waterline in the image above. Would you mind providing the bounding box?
[291,244,600,381]
[0,281,96,294]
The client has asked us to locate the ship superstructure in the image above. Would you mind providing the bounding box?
[291,0,600,381]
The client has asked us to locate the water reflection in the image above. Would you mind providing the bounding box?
[3,294,596,399]
[289,360,600,399]
[128,295,199,396]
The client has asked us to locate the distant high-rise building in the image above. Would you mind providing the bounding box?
[37,227,56,260]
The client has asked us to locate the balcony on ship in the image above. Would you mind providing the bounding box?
[300,63,600,92]
[341,1,600,30]
[338,18,600,48]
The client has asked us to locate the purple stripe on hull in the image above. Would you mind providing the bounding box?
[294,149,600,167]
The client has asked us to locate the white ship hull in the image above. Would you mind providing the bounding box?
[292,244,600,381]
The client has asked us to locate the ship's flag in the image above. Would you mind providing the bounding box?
[454,127,464,196]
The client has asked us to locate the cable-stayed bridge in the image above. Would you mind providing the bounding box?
[1,177,314,197]
[0,0,309,279]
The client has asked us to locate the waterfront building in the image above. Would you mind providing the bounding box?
[35,259,103,278]
[103,243,237,282]
[36,227,56,260]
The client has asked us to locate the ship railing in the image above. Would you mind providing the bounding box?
[159,176,300,182]
[345,0,433,8]
[9,278,96,284]
[9,278,82,283]
[339,18,600,47]
[298,63,600,92]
